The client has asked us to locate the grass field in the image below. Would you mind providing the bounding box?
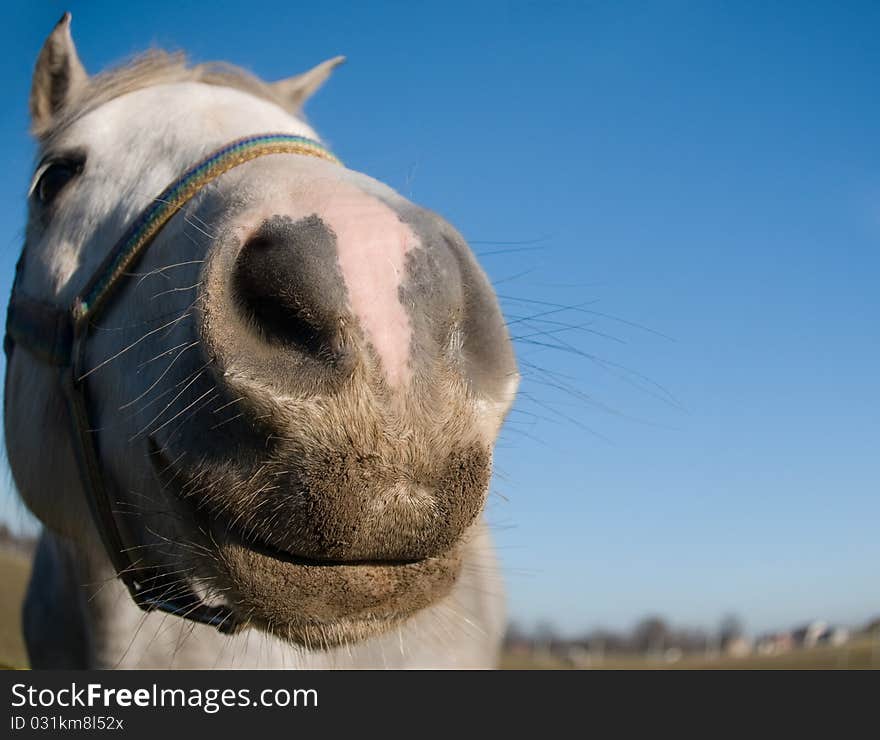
[1,549,876,670]
[500,640,880,670]
[0,548,31,670]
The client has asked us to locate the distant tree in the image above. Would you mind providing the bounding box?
[533,620,560,649]
[631,616,670,653]
[585,628,629,654]
[672,628,710,653]
[503,620,527,647]
[719,613,745,648]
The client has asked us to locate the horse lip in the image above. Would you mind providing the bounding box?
[146,435,426,569]
[204,508,427,569]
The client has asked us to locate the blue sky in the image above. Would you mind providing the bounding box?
[1,1,877,637]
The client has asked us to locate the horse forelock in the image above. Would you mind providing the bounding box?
[35,49,297,142]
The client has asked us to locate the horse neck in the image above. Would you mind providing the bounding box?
[24,528,295,668]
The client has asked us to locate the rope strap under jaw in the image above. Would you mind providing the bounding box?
[5,133,342,634]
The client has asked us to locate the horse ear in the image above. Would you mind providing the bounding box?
[30,12,88,133]
[271,56,345,111]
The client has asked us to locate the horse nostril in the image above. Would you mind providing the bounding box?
[232,215,348,361]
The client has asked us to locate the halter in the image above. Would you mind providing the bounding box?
[5,133,342,633]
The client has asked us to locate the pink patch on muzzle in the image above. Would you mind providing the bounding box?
[236,177,417,387]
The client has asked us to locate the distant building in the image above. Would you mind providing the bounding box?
[756,632,794,655]
[723,636,753,658]
[816,626,849,647]
[783,621,850,649]
[792,621,829,648]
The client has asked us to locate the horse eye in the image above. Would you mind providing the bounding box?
[34,159,84,205]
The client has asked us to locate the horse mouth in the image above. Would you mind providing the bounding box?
[148,440,462,647]
[211,510,425,568]
[205,510,461,647]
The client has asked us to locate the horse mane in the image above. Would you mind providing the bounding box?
[37,49,294,140]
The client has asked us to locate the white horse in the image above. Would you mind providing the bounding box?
[5,14,518,669]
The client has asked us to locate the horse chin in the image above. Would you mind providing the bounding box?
[205,516,462,648]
